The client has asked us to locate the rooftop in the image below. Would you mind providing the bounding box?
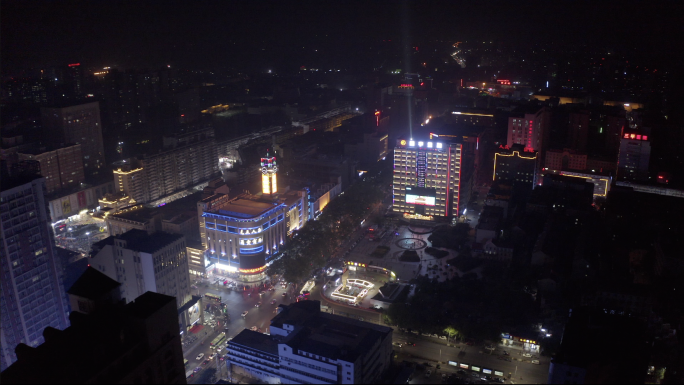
[67,266,121,300]
[230,330,280,356]
[213,196,279,218]
[109,207,158,223]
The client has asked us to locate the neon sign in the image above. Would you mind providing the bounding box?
[68,63,80,67]
[623,133,648,141]
[497,79,511,85]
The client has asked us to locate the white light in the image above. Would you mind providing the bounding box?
[452,111,462,114]
[409,140,415,146]
[541,328,546,332]
[427,142,433,148]
[624,103,630,107]
[436,143,443,149]
[425,119,430,124]
[418,141,424,147]
[545,333,552,337]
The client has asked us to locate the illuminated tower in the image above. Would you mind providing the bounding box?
[261,152,278,195]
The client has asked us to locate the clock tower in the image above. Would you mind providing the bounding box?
[261,151,278,195]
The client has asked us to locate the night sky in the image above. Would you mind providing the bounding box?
[2,0,683,73]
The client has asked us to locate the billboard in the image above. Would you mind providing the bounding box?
[405,186,436,206]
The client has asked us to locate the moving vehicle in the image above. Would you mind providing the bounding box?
[255,302,261,307]
[270,299,277,305]
[241,311,248,317]
[210,332,226,348]
[196,353,204,360]
[522,353,532,358]
[209,352,218,360]
[204,293,221,302]
[425,369,432,378]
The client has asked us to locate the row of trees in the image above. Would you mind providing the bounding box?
[385,273,538,343]
[267,160,391,283]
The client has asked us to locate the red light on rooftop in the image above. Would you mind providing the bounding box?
[68,63,80,67]
[642,135,648,140]
[636,135,641,140]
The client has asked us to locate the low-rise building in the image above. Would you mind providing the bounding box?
[227,300,393,384]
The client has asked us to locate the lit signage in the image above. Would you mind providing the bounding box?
[436,142,443,149]
[623,133,648,141]
[427,142,433,148]
[68,63,80,67]
[400,139,407,146]
[471,366,481,372]
[459,363,469,369]
[409,140,416,147]
[239,266,267,274]
[405,186,436,206]
[483,369,492,374]
[448,361,459,367]
[497,79,511,85]
[418,141,424,147]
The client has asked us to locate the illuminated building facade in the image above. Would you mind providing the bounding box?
[261,154,278,195]
[392,138,463,220]
[507,107,550,153]
[494,144,539,186]
[199,194,288,282]
[617,131,651,182]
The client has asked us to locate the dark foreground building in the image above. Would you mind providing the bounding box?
[1,269,186,384]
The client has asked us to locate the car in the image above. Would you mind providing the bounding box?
[406,341,416,347]
[196,353,204,360]
[532,359,540,365]
[241,311,248,317]
[425,369,432,378]
[193,366,202,373]
[270,299,277,305]
[202,359,210,366]
[268,287,275,291]
[392,342,403,348]
[282,293,287,297]
[250,326,257,331]
[255,302,261,307]
[209,352,218,360]
[522,353,532,358]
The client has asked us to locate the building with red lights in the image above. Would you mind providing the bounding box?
[506,107,551,154]
[617,130,651,182]
[392,138,463,221]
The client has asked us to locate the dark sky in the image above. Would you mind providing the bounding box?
[2,0,683,73]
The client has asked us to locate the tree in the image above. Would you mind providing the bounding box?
[444,326,459,344]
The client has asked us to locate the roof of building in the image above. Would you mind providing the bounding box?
[108,207,159,223]
[126,291,177,319]
[271,301,392,362]
[67,266,121,300]
[230,329,280,356]
[0,173,42,193]
[123,230,185,254]
[215,197,278,218]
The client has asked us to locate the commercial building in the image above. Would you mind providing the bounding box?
[541,170,612,199]
[506,106,551,153]
[89,229,191,309]
[1,289,186,384]
[199,193,289,282]
[0,174,70,371]
[617,130,651,182]
[392,137,464,221]
[16,143,85,194]
[544,148,587,172]
[112,159,146,204]
[47,179,114,221]
[227,300,393,384]
[105,206,160,236]
[40,101,106,175]
[567,110,589,153]
[493,144,539,186]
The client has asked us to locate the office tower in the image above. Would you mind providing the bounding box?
[0,174,70,370]
[198,192,289,282]
[494,144,539,186]
[392,138,463,220]
[617,130,651,182]
[17,144,85,194]
[227,300,393,384]
[567,110,589,152]
[507,106,551,153]
[89,230,191,309]
[40,102,106,176]
[1,289,186,384]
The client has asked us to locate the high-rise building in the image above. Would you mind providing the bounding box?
[1,289,186,384]
[567,110,589,153]
[1,174,70,370]
[17,144,85,194]
[112,159,146,203]
[40,102,106,175]
[493,144,539,186]
[617,130,651,182]
[89,230,191,309]
[392,138,463,220]
[544,148,587,172]
[227,300,393,384]
[507,107,551,153]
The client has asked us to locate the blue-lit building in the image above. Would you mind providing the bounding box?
[198,194,289,282]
